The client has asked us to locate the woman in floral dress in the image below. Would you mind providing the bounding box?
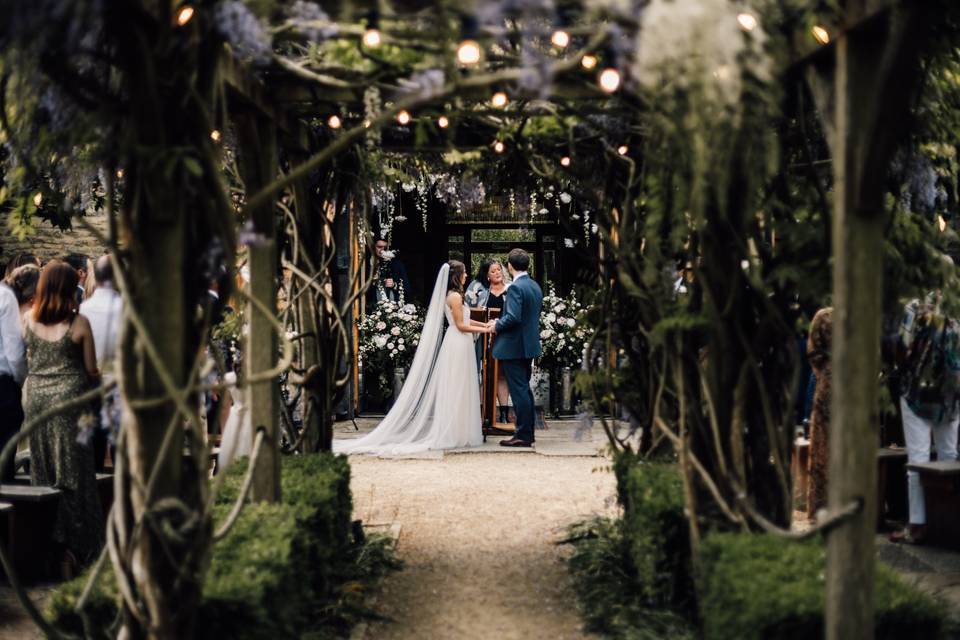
[806,307,833,521]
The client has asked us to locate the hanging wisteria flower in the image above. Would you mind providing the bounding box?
[214,0,273,65]
[287,1,337,42]
[560,192,572,204]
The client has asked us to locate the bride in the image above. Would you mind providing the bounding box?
[336,260,492,454]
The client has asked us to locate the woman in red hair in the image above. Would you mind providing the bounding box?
[22,259,103,574]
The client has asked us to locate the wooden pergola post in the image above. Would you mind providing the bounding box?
[809,4,928,638]
[235,111,281,502]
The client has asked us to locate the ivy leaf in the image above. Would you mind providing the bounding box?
[183,157,204,177]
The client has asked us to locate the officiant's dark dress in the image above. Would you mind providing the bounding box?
[24,320,104,562]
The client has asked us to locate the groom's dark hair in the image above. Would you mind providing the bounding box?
[507,248,530,272]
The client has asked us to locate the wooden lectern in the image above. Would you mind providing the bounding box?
[469,307,514,440]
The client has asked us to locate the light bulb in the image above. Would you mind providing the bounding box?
[438,116,449,128]
[737,12,758,32]
[560,156,571,167]
[617,145,628,155]
[457,39,481,65]
[362,28,382,48]
[327,115,341,129]
[493,141,505,154]
[397,110,411,125]
[598,68,621,93]
[210,129,221,142]
[812,25,830,45]
[551,30,570,48]
[491,91,508,108]
[580,54,597,70]
[175,5,194,26]
[116,169,124,179]
[33,192,42,207]
[363,119,371,128]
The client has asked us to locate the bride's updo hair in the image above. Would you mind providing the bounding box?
[447,260,466,296]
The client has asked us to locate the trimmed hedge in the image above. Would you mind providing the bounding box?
[615,455,693,611]
[699,533,948,640]
[47,453,357,638]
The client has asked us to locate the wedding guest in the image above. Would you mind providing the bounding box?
[369,236,411,305]
[23,260,103,569]
[80,256,123,470]
[805,306,832,521]
[9,263,40,318]
[3,252,40,282]
[0,274,26,482]
[62,252,90,305]
[891,291,960,544]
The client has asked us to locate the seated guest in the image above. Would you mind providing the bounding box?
[80,256,123,470]
[0,273,26,482]
[9,263,40,318]
[23,260,104,570]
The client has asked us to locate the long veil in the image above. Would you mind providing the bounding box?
[336,263,452,454]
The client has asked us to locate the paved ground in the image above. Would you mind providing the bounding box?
[339,418,617,640]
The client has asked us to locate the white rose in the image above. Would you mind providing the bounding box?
[387,342,394,350]
[556,303,566,312]
[560,192,572,204]
[376,321,386,330]
[398,338,405,344]
[540,329,553,339]
[391,327,401,336]
[403,304,416,314]
[374,336,387,348]
[546,313,556,323]
[567,318,576,327]
[398,344,406,351]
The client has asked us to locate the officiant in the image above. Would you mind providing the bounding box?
[368,235,411,306]
[467,258,512,424]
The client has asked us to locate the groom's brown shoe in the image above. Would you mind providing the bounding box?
[500,438,533,448]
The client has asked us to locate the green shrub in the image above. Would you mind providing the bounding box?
[615,456,693,611]
[47,453,370,639]
[564,517,695,640]
[699,533,948,640]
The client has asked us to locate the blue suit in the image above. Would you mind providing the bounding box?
[493,273,543,442]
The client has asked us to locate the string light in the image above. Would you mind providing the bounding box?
[493,141,505,154]
[560,156,571,167]
[397,110,411,125]
[598,67,621,93]
[617,145,628,155]
[491,91,508,108]
[812,25,830,45]
[363,28,382,47]
[210,129,221,141]
[116,169,124,179]
[437,116,449,128]
[33,192,42,207]
[175,5,194,26]
[580,54,598,70]
[363,9,381,48]
[736,12,758,31]
[551,30,570,48]
[457,39,481,65]
[938,215,948,232]
[327,115,342,129]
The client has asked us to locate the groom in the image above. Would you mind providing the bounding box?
[489,249,543,447]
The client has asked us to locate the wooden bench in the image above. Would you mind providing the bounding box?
[906,461,960,549]
[877,447,908,527]
[0,502,13,582]
[0,485,61,582]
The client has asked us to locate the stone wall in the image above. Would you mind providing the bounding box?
[0,210,109,265]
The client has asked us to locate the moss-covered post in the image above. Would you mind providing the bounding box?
[235,112,281,502]
[812,6,927,638]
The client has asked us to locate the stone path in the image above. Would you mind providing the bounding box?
[338,418,617,640]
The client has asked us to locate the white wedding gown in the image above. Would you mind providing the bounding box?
[336,264,483,455]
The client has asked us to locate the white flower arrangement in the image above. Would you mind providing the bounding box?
[539,285,590,370]
[358,294,425,397]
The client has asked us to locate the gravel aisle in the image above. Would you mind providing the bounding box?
[349,453,617,640]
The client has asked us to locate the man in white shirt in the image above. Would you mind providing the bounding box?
[80,256,123,471]
[0,279,26,482]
